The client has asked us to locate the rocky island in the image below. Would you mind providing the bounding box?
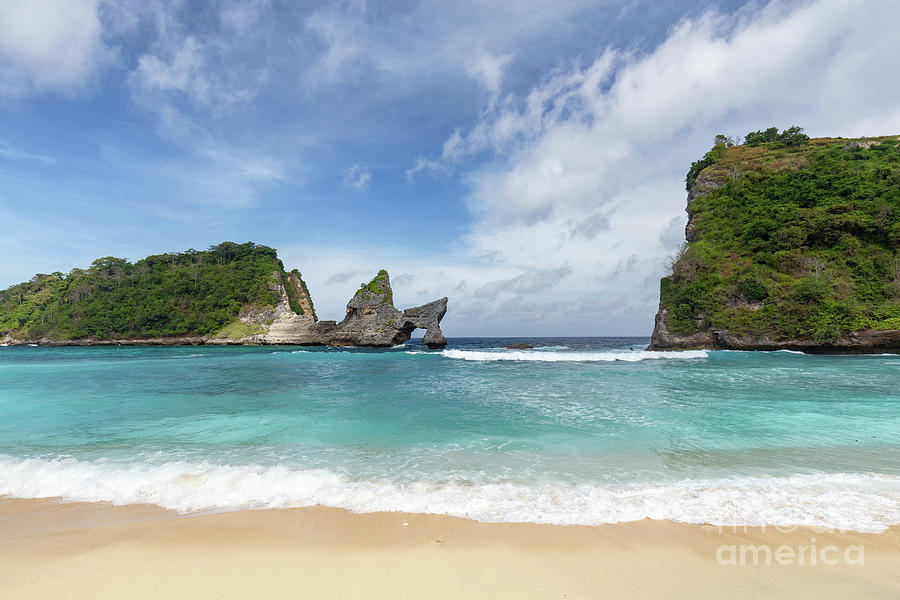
[0,242,447,348]
[650,128,900,352]
[265,269,447,348]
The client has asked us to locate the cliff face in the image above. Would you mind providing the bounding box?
[284,270,317,321]
[649,134,900,353]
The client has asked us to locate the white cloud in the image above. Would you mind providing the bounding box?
[134,37,212,104]
[473,266,572,301]
[342,164,372,190]
[131,35,255,110]
[405,130,465,181]
[121,7,286,209]
[466,53,513,100]
[303,0,369,86]
[0,0,114,100]
[302,1,606,89]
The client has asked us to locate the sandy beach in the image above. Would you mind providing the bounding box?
[1,497,898,599]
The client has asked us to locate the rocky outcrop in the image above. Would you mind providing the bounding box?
[649,304,716,350]
[242,269,447,348]
[319,270,447,348]
[684,169,728,243]
[400,298,448,349]
[254,269,446,348]
[208,268,447,347]
[650,302,900,353]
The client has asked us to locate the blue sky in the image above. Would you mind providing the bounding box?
[1,0,899,335]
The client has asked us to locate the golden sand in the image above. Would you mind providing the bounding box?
[1,497,898,599]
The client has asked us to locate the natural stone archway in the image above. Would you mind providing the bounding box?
[328,270,447,348]
[262,269,447,348]
[399,298,447,348]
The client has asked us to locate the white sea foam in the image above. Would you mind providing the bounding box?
[1,455,896,531]
[441,349,709,362]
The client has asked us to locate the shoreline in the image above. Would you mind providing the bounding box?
[3,338,900,354]
[2,497,898,599]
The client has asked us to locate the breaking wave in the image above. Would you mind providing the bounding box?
[440,349,709,362]
[0,455,897,531]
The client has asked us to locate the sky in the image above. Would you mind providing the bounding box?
[1,0,899,336]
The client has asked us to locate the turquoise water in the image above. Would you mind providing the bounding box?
[1,338,899,530]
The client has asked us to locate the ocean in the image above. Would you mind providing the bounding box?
[1,338,898,532]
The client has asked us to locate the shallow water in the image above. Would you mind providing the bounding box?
[1,338,898,531]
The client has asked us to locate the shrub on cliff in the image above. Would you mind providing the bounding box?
[744,125,809,147]
[685,135,730,190]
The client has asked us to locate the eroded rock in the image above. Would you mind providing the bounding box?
[260,269,447,348]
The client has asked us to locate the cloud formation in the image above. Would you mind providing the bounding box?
[0,0,113,100]
[342,164,372,190]
[474,266,573,301]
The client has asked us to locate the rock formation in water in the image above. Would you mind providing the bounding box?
[649,130,900,353]
[229,270,447,348]
[0,242,448,348]
[307,270,446,348]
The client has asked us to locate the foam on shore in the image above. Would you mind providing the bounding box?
[1,455,897,532]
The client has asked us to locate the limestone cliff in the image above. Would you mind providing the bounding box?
[219,269,447,348]
[649,132,900,353]
[265,270,447,348]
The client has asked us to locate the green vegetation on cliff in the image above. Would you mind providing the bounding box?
[0,242,307,340]
[661,130,900,343]
[284,269,306,317]
[354,269,394,306]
